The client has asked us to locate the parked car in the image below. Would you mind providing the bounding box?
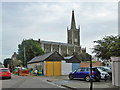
[69,67,101,82]
[94,66,112,80]
[94,67,110,80]
[0,68,11,79]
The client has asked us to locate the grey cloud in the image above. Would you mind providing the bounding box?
[1,2,118,62]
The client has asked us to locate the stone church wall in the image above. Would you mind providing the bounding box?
[75,46,81,53]
[52,45,59,52]
[61,45,67,56]
[68,45,74,55]
[44,44,51,53]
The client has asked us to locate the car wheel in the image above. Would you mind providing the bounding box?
[85,76,90,82]
[9,77,11,79]
[69,75,74,80]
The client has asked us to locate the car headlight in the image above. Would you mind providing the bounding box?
[101,72,108,75]
[101,73,106,75]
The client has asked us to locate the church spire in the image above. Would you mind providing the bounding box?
[71,10,76,29]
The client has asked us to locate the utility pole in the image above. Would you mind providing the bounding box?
[23,39,26,68]
[89,48,93,90]
[24,46,26,68]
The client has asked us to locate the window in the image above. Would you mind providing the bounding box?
[86,68,90,71]
[0,69,9,72]
[80,68,85,72]
[76,68,81,72]
[76,68,86,72]
[93,68,98,71]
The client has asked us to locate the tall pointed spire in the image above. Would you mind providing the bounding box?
[71,10,76,29]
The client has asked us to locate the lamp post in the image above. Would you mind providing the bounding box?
[89,48,93,90]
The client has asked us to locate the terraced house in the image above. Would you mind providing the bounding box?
[37,10,86,56]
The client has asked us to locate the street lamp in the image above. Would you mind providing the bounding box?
[89,48,93,90]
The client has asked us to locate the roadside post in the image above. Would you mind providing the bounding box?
[105,74,107,82]
[89,48,93,90]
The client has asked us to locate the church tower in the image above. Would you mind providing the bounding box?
[67,10,80,46]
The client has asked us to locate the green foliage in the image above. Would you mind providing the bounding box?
[13,60,22,67]
[86,61,96,63]
[3,58,12,68]
[93,35,120,60]
[17,39,44,66]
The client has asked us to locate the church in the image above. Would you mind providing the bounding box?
[37,10,86,56]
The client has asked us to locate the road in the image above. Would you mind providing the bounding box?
[0,75,118,90]
[1,75,65,89]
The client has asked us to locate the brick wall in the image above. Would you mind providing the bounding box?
[79,61,101,68]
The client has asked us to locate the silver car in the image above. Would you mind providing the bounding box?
[93,66,110,80]
[97,68,110,79]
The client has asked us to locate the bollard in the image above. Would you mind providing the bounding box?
[105,74,107,82]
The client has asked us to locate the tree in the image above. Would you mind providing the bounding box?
[13,60,22,67]
[0,62,2,65]
[92,35,120,61]
[108,36,120,57]
[17,39,44,67]
[3,58,12,68]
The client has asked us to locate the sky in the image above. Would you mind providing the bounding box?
[1,1,118,63]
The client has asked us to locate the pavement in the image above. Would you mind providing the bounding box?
[37,75,119,89]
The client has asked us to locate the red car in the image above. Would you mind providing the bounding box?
[0,68,11,79]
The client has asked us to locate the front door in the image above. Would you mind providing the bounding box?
[74,68,81,78]
[78,68,86,78]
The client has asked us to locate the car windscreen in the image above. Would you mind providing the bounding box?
[99,67,111,72]
[103,68,111,72]
[0,69,9,72]
[104,67,111,72]
[92,68,98,71]
[85,68,98,71]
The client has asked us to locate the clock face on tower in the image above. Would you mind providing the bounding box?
[75,38,77,42]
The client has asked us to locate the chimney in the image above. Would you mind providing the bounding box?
[38,39,40,43]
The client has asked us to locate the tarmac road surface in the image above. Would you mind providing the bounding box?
[1,75,65,89]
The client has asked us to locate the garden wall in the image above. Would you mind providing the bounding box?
[79,61,102,67]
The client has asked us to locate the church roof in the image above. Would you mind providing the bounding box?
[28,51,64,64]
[71,10,76,29]
[40,40,75,46]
